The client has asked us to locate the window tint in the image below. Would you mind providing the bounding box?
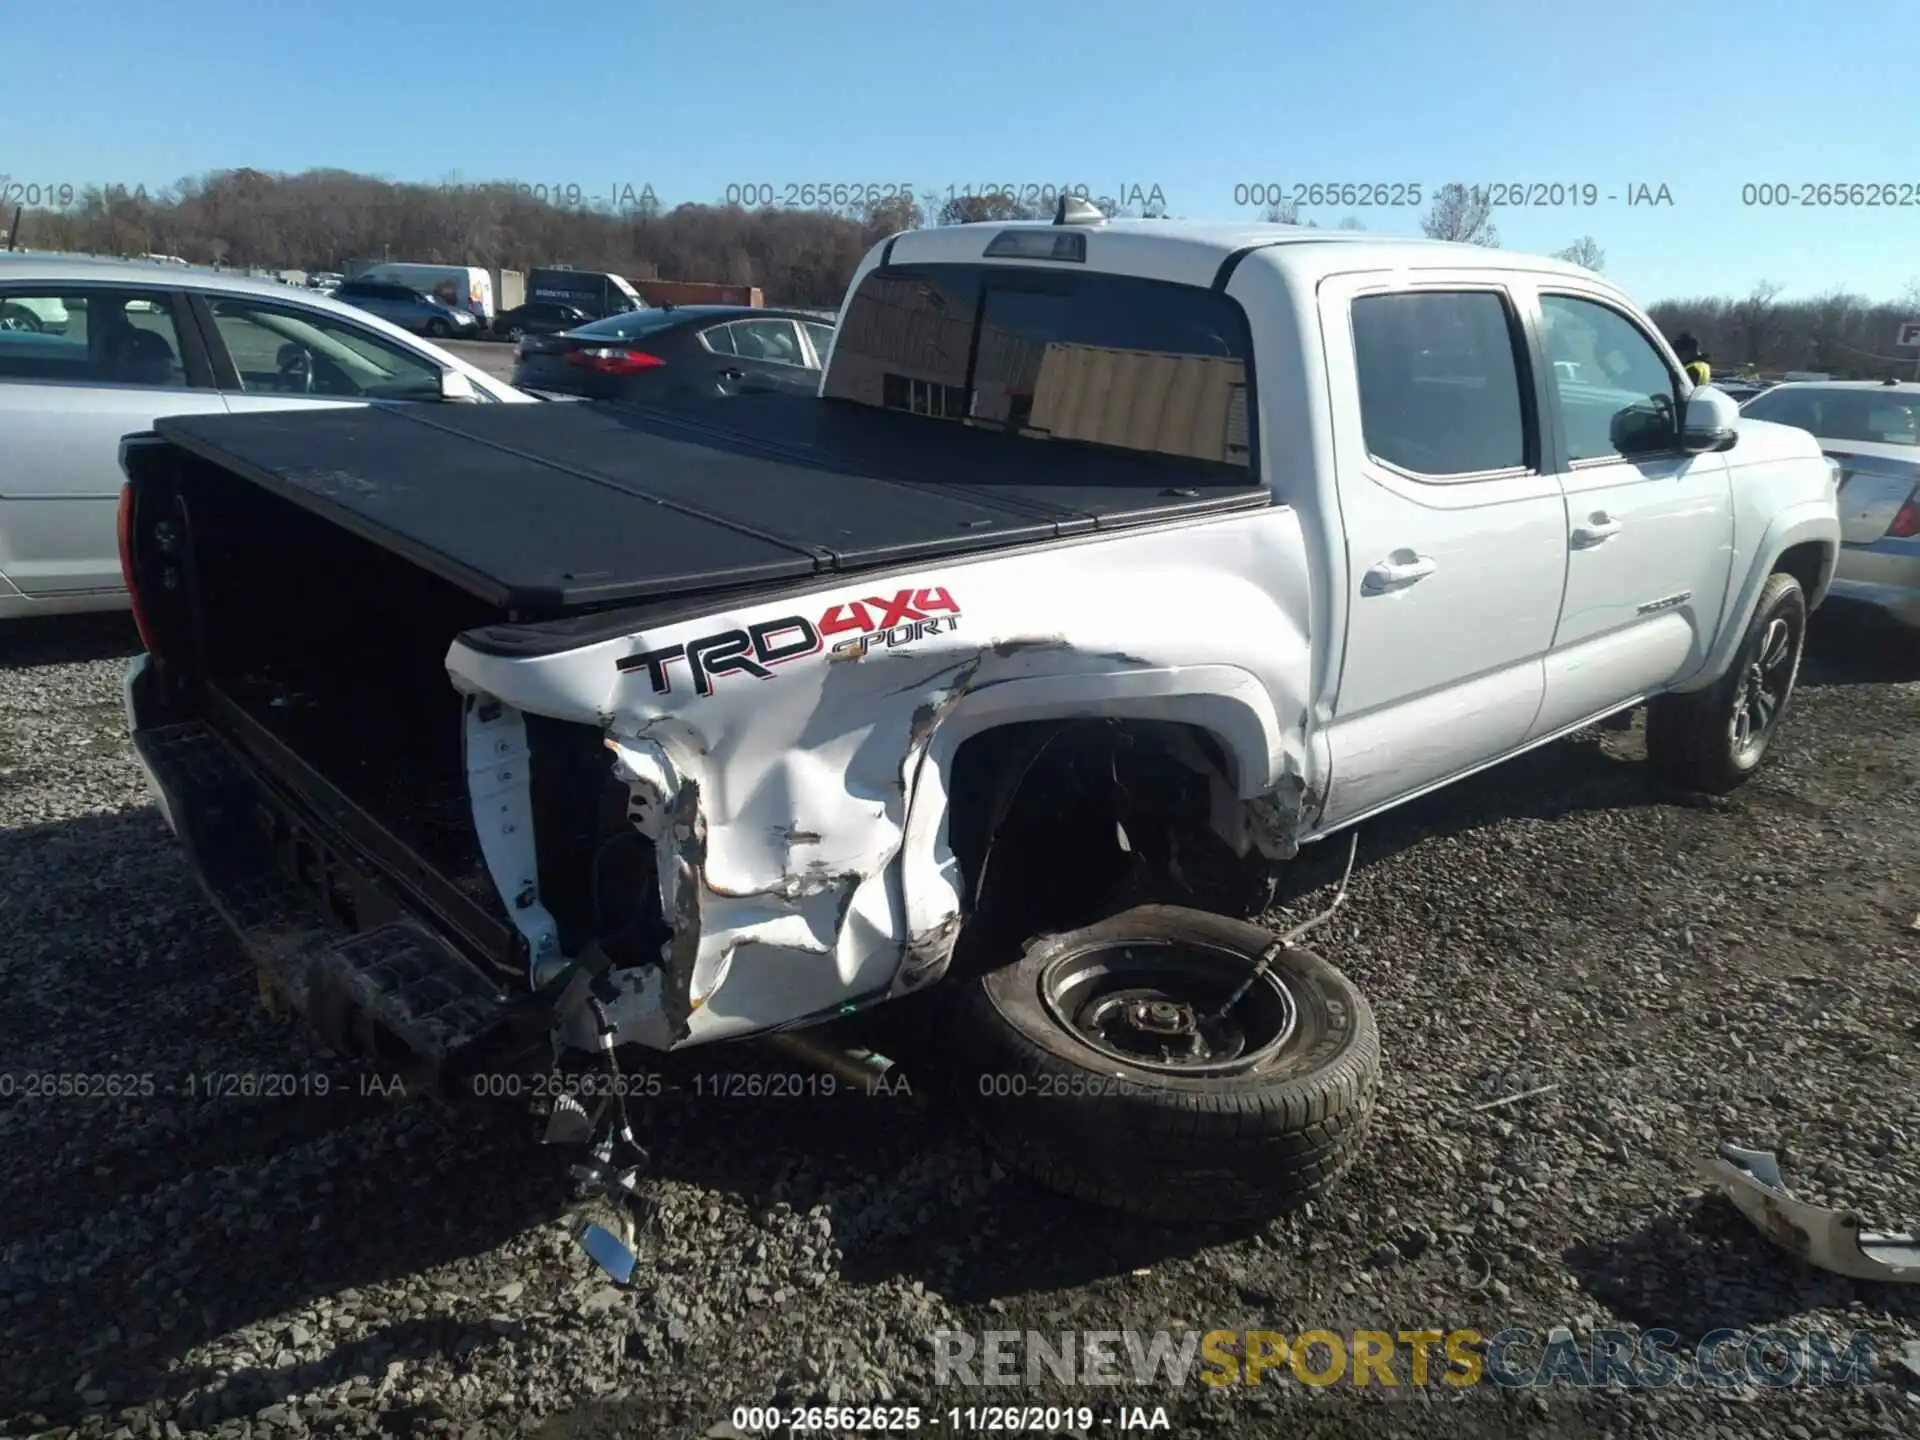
[823,264,1254,470]
[572,308,692,341]
[729,319,805,365]
[1538,294,1680,460]
[0,288,187,387]
[1741,386,1920,447]
[699,323,736,356]
[803,322,835,364]
[209,297,445,401]
[1350,291,1529,476]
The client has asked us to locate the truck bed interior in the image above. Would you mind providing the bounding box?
[145,441,511,911]
[126,435,678,978]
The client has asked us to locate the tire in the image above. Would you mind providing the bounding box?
[939,905,1380,1221]
[0,304,43,332]
[504,325,524,342]
[424,318,450,339]
[1646,570,1807,794]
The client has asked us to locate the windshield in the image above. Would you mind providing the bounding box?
[571,309,695,340]
[1742,386,1920,446]
[821,262,1255,476]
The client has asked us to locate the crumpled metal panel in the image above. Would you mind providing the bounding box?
[446,506,1317,1050]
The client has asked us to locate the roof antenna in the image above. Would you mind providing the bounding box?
[1054,193,1106,227]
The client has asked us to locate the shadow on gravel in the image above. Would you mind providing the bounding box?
[0,611,143,668]
[1274,725,1687,905]
[1799,605,1920,688]
[1560,1194,1920,1343]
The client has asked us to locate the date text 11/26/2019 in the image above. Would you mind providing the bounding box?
[1231,182,1676,210]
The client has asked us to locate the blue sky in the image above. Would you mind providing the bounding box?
[3,0,1914,305]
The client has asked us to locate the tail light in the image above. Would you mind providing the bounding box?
[116,483,160,653]
[1890,489,1920,539]
[565,346,665,375]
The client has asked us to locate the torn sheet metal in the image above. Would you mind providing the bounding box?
[1699,1142,1920,1283]
[461,695,563,985]
[444,516,1317,1053]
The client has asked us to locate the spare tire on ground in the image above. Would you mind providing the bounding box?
[938,904,1380,1221]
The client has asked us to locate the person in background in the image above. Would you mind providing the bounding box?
[1675,333,1712,386]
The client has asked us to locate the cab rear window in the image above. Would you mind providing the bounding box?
[822,263,1254,472]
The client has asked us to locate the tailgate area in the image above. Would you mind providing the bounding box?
[129,709,519,1064]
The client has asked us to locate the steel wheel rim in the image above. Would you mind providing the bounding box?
[1037,938,1298,1077]
[1730,615,1796,763]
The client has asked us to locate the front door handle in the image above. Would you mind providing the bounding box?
[1362,554,1438,594]
[1571,515,1623,548]
[720,367,745,380]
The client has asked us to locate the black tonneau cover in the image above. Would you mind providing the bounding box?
[152,395,1270,613]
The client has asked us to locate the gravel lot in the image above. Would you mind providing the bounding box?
[1,608,1916,1440]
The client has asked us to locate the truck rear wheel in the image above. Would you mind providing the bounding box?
[1646,571,1807,794]
[939,905,1379,1221]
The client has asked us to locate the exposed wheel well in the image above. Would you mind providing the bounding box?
[943,719,1271,978]
[1773,540,1828,599]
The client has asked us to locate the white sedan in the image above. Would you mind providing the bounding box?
[0,256,535,621]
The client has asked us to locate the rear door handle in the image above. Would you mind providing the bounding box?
[721,367,745,380]
[1362,554,1438,594]
[1571,515,1623,548]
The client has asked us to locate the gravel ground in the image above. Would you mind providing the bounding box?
[1,608,1917,1440]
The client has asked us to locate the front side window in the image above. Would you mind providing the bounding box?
[1350,290,1530,477]
[1538,294,1681,461]
[209,296,445,400]
[0,287,188,388]
[803,322,836,363]
[823,263,1254,472]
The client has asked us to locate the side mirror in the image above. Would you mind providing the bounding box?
[1680,385,1740,454]
[439,370,480,403]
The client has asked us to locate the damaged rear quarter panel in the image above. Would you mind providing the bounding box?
[444,509,1316,1047]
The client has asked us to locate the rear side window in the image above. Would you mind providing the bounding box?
[823,263,1254,472]
[1350,290,1530,477]
[0,287,188,387]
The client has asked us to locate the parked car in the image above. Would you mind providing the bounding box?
[119,214,1838,1235]
[0,294,71,333]
[490,300,593,343]
[0,255,535,620]
[1740,379,1920,627]
[511,304,837,401]
[350,263,496,325]
[330,279,482,339]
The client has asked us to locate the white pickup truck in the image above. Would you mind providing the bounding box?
[119,204,1841,1226]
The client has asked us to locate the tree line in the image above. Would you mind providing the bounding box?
[5,170,1916,374]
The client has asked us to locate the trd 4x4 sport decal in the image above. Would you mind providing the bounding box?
[617,587,961,697]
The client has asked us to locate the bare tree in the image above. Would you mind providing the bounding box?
[1730,280,1785,368]
[1336,215,1367,231]
[1552,236,1605,272]
[1262,201,1316,227]
[1420,183,1498,246]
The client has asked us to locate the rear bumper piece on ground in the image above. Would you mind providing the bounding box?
[128,703,532,1071]
[1828,536,1920,628]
